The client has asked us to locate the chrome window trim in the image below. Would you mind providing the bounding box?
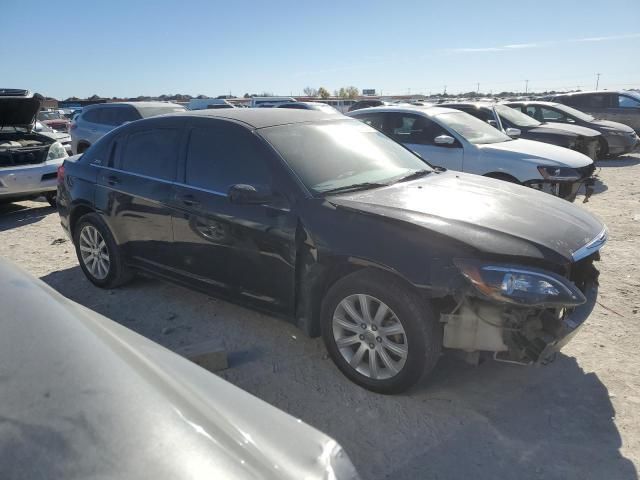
[571,227,608,262]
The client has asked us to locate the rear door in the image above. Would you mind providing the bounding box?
[381,112,464,171]
[169,117,298,312]
[96,118,185,273]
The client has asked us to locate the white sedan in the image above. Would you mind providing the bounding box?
[348,106,596,201]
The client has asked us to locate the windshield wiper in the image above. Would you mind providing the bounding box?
[391,169,432,183]
[321,181,390,195]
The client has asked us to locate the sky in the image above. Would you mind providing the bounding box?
[2,0,639,99]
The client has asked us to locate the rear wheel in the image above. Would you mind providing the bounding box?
[73,213,132,288]
[321,270,441,394]
[598,137,610,158]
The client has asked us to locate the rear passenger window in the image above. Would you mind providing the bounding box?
[120,128,180,181]
[82,109,101,123]
[185,125,270,193]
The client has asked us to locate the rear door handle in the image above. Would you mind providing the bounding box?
[180,194,200,207]
[106,175,120,186]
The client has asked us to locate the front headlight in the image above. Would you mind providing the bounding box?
[601,127,627,136]
[455,259,586,307]
[46,142,68,161]
[537,166,581,181]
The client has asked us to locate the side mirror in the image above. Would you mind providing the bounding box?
[434,135,455,145]
[505,127,521,138]
[228,184,271,205]
[487,119,498,128]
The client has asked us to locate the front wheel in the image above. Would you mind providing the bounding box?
[45,192,57,208]
[73,213,133,288]
[321,270,442,394]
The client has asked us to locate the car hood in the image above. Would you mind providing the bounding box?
[478,138,593,168]
[590,119,635,133]
[0,95,42,130]
[0,259,360,480]
[329,171,604,263]
[533,122,601,138]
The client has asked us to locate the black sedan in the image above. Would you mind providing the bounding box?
[505,100,639,157]
[58,109,606,394]
[444,102,603,160]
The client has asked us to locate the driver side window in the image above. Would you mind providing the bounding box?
[618,95,640,109]
[383,113,455,147]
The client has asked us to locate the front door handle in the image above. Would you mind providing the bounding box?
[106,175,120,185]
[180,194,200,207]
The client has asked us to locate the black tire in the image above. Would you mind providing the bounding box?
[320,269,442,394]
[45,192,57,208]
[598,138,611,158]
[73,212,133,288]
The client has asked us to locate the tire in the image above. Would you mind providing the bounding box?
[321,269,442,394]
[598,138,610,158]
[73,213,133,288]
[45,192,57,208]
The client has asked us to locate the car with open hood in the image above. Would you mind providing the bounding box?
[0,258,360,479]
[505,100,639,157]
[348,106,595,201]
[58,109,606,394]
[37,109,71,132]
[444,101,603,161]
[0,88,68,206]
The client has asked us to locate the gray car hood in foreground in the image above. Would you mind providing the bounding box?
[0,260,359,480]
[329,171,604,262]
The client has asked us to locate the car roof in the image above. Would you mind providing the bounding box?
[552,90,627,97]
[504,100,561,107]
[172,108,342,129]
[347,105,460,117]
[85,101,183,110]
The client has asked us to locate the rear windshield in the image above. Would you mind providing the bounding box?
[136,105,186,118]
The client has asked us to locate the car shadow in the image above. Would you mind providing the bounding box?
[0,202,56,232]
[39,266,636,480]
[597,157,640,168]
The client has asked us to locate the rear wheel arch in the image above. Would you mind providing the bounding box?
[70,204,96,235]
[76,141,91,154]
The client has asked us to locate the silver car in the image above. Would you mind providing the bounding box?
[71,101,187,154]
[0,258,360,480]
[0,89,68,206]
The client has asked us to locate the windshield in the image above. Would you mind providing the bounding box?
[259,119,432,194]
[494,104,540,127]
[38,111,64,121]
[136,105,186,118]
[313,104,340,114]
[551,103,595,122]
[435,111,511,144]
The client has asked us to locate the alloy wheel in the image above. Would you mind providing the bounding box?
[79,225,110,280]
[332,294,408,380]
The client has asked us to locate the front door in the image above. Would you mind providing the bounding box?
[169,118,298,313]
[382,112,464,171]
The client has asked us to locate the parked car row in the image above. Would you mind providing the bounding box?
[57,107,607,394]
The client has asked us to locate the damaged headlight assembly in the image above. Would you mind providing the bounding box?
[537,166,581,181]
[46,141,68,161]
[454,259,586,307]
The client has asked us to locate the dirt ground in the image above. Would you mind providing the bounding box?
[1,154,639,480]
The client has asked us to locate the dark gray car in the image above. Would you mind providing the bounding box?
[70,101,186,154]
[548,90,640,133]
[506,100,639,157]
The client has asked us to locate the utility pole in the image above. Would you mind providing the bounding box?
[525,80,529,94]
[596,73,601,90]
[476,82,480,94]
[443,85,447,95]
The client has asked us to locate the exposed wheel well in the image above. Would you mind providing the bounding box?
[77,142,91,154]
[69,205,95,235]
[483,172,521,184]
[299,261,420,337]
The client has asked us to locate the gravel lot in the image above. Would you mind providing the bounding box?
[1,154,639,480]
